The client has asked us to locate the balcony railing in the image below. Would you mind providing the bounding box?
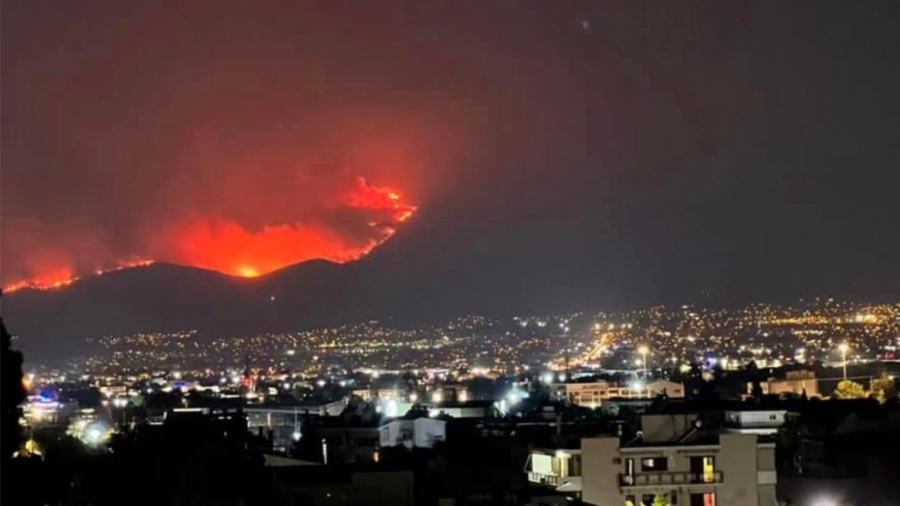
[528,472,563,487]
[619,471,723,487]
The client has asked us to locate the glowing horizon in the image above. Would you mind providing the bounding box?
[2,177,417,294]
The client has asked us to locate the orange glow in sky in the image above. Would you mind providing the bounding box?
[163,178,416,278]
[2,178,415,293]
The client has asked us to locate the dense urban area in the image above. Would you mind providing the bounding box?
[4,299,899,506]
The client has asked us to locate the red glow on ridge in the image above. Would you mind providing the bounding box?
[2,178,415,292]
[3,259,157,294]
[164,178,416,278]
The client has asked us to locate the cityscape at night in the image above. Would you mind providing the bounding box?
[3,1,900,506]
[18,300,900,380]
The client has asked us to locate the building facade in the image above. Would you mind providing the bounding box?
[378,417,446,449]
[564,380,686,408]
[759,370,820,398]
[528,434,777,506]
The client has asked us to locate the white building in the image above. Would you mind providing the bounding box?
[427,401,495,418]
[379,418,446,449]
[563,380,685,408]
[245,402,345,452]
[755,370,821,398]
[723,410,788,436]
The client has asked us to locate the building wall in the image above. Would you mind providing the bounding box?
[379,422,402,448]
[757,446,778,506]
[581,438,623,506]
[566,381,685,408]
[413,418,445,448]
[718,434,760,506]
[762,376,821,398]
[427,406,490,418]
[640,413,700,442]
[645,380,686,398]
[565,382,610,407]
[380,419,446,449]
[579,435,775,506]
[725,410,787,427]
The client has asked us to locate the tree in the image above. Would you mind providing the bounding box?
[652,492,673,506]
[833,379,865,399]
[1,318,27,460]
[870,377,897,402]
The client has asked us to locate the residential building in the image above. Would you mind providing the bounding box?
[526,411,777,506]
[564,380,685,408]
[427,400,496,418]
[379,417,446,449]
[246,402,345,452]
[585,434,775,506]
[759,370,820,398]
[526,448,583,493]
[723,410,788,436]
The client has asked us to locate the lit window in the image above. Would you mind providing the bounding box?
[640,457,668,471]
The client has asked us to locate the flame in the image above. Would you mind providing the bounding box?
[3,267,78,294]
[237,266,260,278]
[2,178,415,292]
[3,259,156,294]
[163,178,416,278]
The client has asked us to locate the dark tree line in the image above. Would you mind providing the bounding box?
[2,318,26,460]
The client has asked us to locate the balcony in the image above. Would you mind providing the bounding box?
[528,472,563,487]
[619,471,723,487]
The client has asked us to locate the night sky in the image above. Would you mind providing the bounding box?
[3,1,899,308]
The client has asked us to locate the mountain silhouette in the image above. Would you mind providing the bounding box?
[0,200,617,363]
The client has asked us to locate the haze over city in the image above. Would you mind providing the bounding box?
[4,0,898,310]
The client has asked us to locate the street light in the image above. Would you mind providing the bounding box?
[637,346,649,380]
[636,346,650,398]
[838,343,849,381]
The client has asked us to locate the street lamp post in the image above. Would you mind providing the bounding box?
[637,345,649,397]
[638,346,649,380]
[839,343,849,381]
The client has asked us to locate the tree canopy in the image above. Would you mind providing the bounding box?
[833,379,866,399]
[1,318,26,460]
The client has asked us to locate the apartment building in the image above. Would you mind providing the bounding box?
[582,434,776,506]
[723,410,788,436]
[526,411,777,506]
[564,380,686,408]
[756,370,821,398]
[379,417,446,449]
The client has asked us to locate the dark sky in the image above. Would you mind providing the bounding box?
[3,1,899,307]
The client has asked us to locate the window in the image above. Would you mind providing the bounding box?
[642,494,654,506]
[702,457,715,483]
[623,458,635,484]
[690,493,715,506]
[689,456,716,483]
[640,456,668,471]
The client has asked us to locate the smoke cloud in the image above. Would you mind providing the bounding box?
[0,1,476,290]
